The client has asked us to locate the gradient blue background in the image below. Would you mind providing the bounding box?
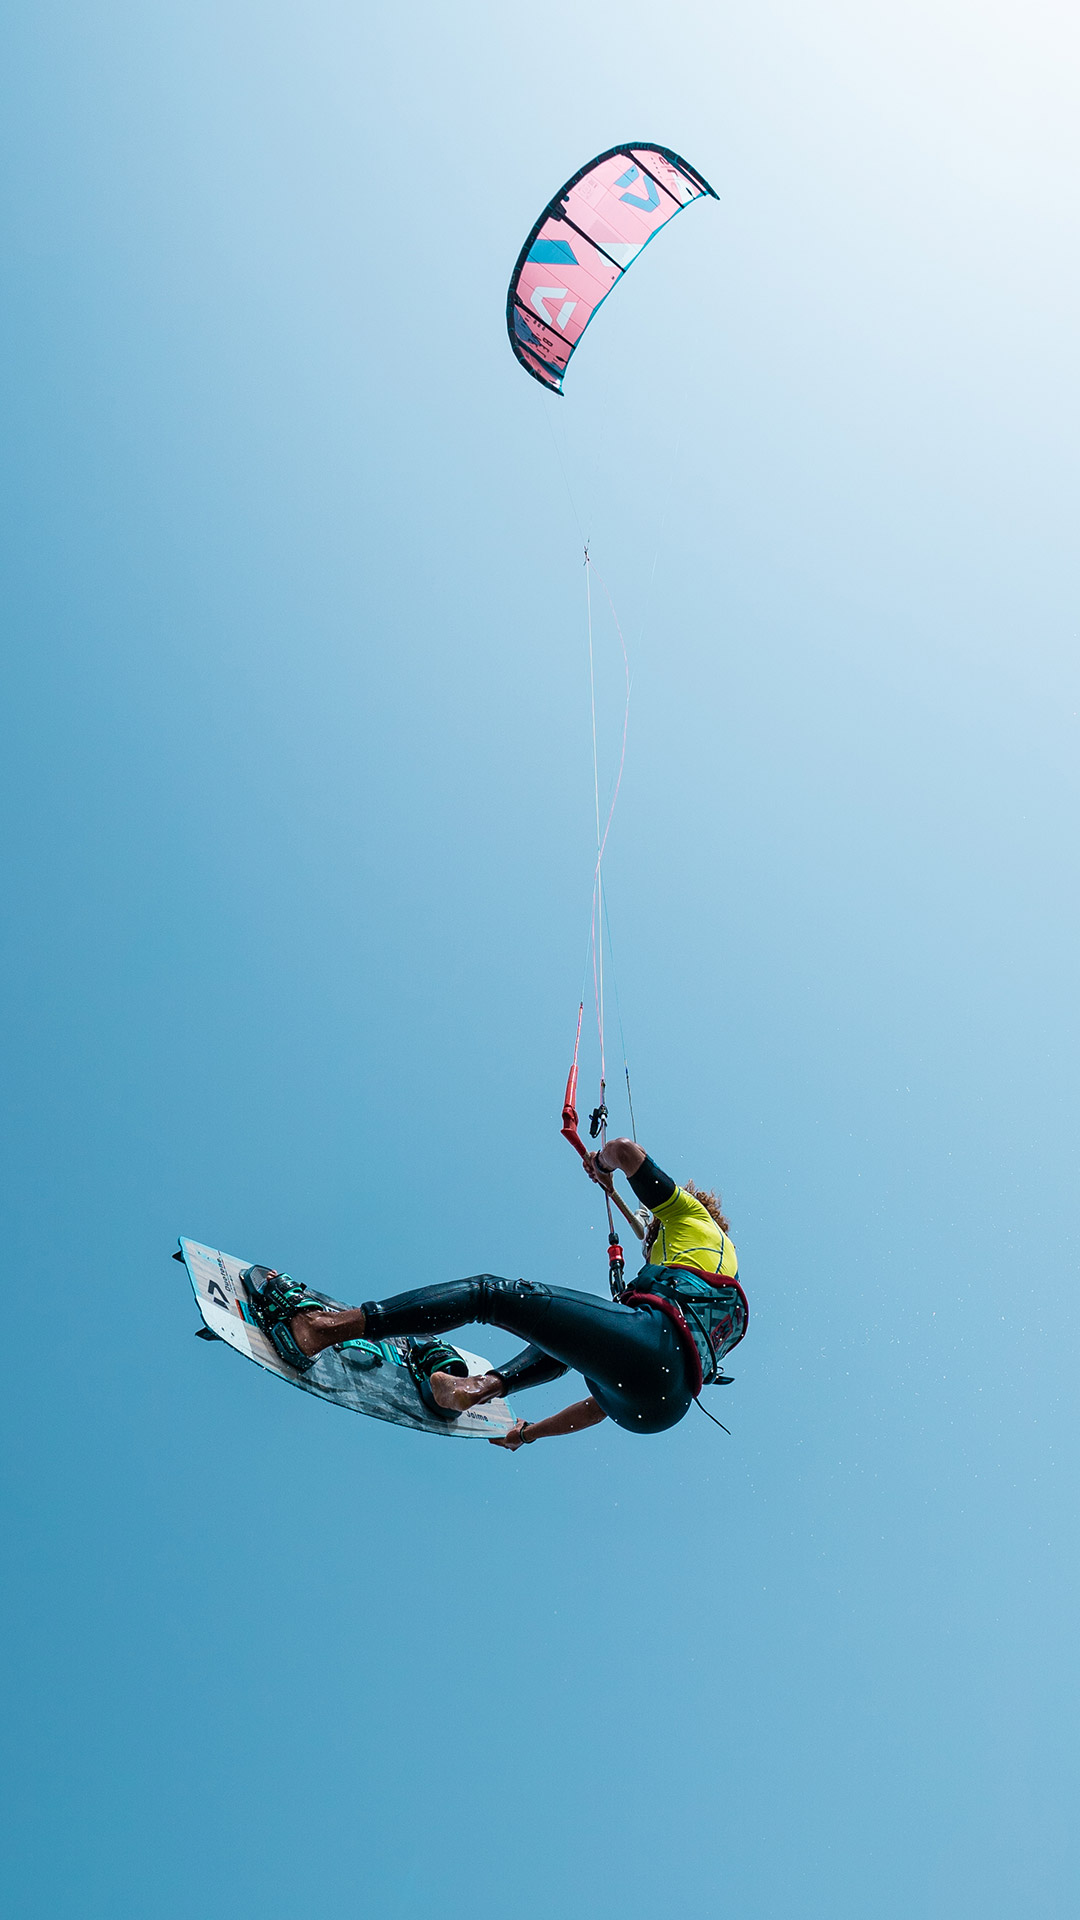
[2,3,1078,1914]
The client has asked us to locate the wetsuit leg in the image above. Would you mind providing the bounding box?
[492,1345,570,1395]
[360,1277,693,1434]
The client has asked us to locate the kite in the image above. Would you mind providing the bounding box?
[506,142,717,393]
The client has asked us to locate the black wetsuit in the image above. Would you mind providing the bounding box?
[361,1157,728,1435]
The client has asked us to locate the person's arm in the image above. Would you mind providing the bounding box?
[585,1141,677,1210]
[585,1136,645,1184]
[489,1396,607,1450]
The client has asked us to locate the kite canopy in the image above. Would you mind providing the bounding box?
[506,143,717,394]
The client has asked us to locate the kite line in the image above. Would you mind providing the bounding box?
[510,142,719,1290]
[560,541,643,1295]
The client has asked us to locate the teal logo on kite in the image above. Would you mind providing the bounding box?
[531,287,577,331]
[528,237,578,266]
[615,164,660,213]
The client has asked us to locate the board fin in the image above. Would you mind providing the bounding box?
[194,1326,222,1342]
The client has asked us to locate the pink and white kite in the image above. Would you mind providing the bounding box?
[506,143,717,394]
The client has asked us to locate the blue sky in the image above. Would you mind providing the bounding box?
[2,2,1078,1915]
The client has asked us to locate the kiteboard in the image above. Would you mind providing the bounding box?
[175,1237,516,1438]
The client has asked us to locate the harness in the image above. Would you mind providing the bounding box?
[622,1263,749,1395]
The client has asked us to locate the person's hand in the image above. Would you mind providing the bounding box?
[489,1419,531,1451]
[583,1150,614,1190]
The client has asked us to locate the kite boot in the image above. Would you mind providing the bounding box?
[241,1267,324,1375]
[406,1337,469,1421]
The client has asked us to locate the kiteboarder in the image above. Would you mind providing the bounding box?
[243,1141,746,1450]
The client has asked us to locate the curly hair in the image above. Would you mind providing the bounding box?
[685,1181,730,1236]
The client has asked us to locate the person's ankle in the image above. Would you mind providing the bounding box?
[289,1312,322,1357]
[429,1369,464,1407]
[457,1372,500,1405]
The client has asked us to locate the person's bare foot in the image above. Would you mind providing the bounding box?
[245,1269,368,1364]
[287,1307,364,1358]
[429,1369,502,1412]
